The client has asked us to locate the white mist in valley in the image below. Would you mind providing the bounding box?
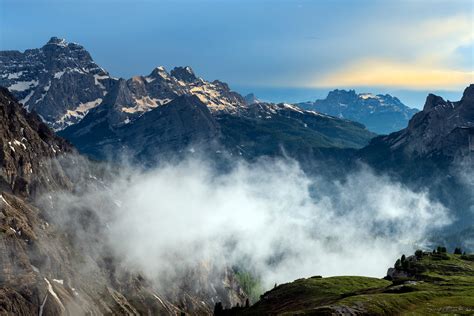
[43,156,451,291]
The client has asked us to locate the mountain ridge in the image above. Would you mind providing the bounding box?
[0,37,250,130]
[299,89,419,134]
[0,37,371,162]
[359,84,474,168]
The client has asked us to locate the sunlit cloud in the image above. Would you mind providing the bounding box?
[311,13,473,90]
[315,59,473,89]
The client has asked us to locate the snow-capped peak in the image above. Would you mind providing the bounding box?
[170,66,197,83]
[359,93,376,100]
[46,37,68,47]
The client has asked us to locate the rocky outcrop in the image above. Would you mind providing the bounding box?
[299,89,418,134]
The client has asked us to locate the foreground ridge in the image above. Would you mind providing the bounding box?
[217,249,474,315]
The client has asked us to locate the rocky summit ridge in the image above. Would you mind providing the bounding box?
[0,37,248,130]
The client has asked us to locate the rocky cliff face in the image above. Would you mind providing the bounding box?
[0,88,246,315]
[299,89,418,134]
[396,85,474,158]
[0,87,73,196]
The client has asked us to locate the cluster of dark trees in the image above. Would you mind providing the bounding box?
[394,254,413,271]
[394,245,465,271]
[433,246,464,255]
[214,299,250,316]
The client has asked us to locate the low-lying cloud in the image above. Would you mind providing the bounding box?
[42,156,451,291]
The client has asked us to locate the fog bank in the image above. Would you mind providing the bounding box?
[43,156,451,290]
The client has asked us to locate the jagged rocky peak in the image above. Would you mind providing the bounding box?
[45,36,67,46]
[244,93,260,105]
[423,93,447,111]
[462,83,474,102]
[325,89,404,105]
[327,89,358,99]
[2,38,252,133]
[148,65,169,78]
[41,37,96,68]
[170,66,198,82]
[421,84,474,112]
[0,37,116,130]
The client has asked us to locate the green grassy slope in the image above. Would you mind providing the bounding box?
[218,112,375,159]
[219,251,474,315]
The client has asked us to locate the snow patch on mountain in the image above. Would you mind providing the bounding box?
[9,80,38,91]
[56,98,103,130]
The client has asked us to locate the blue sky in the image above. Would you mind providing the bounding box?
[1,0,472,107]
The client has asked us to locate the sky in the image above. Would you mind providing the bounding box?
[1,0,472,107]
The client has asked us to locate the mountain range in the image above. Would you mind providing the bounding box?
[1,38,472,225]
[1,38,473,243]
[1,38,376,163]
[0,37,250,131]
[299,89,419,134]
[1,37,473,315]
